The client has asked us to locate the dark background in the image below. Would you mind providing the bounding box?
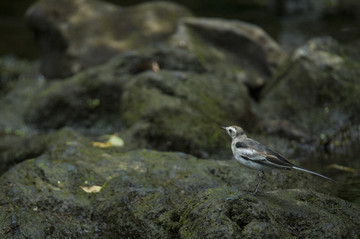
[1,0,360,59]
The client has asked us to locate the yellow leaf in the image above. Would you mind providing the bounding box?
[108,135,124,147]
[151,61,160,72]
[80,176,112,193]
[92,141,112,148]
[328,164,355,173]
[92,135,124,148]
[80,185,102,193]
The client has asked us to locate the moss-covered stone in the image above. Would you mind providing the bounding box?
[0,132,46,176]
[121,70,256,156]
[179,188,360,239]
[0,57,40,131]
[24,47,259,157]
[0,57,36,94]
[261,37,360,149]
[24,63,126,131]
[0,129,358,238]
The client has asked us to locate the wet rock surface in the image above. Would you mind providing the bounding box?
[1,129,358,238]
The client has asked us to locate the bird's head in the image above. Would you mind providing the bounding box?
[221,126,246,139]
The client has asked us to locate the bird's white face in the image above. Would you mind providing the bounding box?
[225,126,237,138]
[222,126,245,139]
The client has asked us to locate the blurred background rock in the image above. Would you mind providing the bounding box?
[1,0,360,59]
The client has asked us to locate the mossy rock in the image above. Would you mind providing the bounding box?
[0,129,358,238]
[121,70,256,156]
[24,47,259,156]
[261,37,360,147]
[179,188,360,239]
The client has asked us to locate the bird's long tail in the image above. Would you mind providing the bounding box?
[292,166,335,181]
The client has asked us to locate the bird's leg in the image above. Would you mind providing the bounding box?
[253,171,265,195]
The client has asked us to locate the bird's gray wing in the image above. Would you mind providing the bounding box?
[244,138,293,169]
[233,140,269,167]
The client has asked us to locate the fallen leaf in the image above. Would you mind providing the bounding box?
[151,61,160,72]
[92,135,124,148]
[80,185,102,193]
[80,176,113,193]
[328,164,355,173]
[108,135,124,147]
[92,141,112,148]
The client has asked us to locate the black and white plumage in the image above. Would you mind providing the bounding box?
[222,126,334,195]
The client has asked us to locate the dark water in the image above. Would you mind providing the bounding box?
[0,0,38,58]
[300,146,360,206]
[0,0,359,205]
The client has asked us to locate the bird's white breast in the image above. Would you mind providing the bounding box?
[233,154,267,171]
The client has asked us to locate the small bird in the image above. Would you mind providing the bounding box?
[222,126,334,195]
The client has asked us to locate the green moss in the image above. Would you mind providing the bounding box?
[1,130,359,238]
[120,69,253,156]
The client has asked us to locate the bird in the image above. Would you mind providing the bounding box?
[222,126,334,195]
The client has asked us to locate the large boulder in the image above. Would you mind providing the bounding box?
[0,129,358,238]
[0,57,46,176]
[24,47,259,157]
[23,0,290,157]
[179,188,360,238]
[171,17,287,76]
[26,0,191,79]
[0,132,45,176]
[260,37,360,149]
[170,17,287,98]
[26,0,287,84]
